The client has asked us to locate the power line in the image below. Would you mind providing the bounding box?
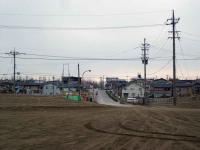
[148,59,172,75]
[151,39,169,56]
[0,24,165,31]
[2,54,200,61]
[0,10,170,17]
[151,26,168,45]
[182,36,200,43]
[182,32,200,39]
[176,61,185,79]
[178,39,189,78]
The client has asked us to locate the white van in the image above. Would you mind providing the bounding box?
[127,97,139,104]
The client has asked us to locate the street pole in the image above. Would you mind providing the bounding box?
[53,76,55,96]
[102,75,105,90]
[141,38,150,105]
[100,77,102,90]
[78,63,80,96]
[67,64,70,93]
[14,49,16,94]
[82,70,91,90]
[166,10,180,105]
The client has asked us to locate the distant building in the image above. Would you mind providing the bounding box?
[61,76,81,92]
[122,81,144,99]
[42,83,60,96]
[0,80,13,93]
[192,81,200,95]
[20,82,43,95]
[150,78,172,98]
[105,77,127,97]
[176,80,193,97]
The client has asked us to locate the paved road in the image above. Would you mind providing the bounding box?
[95,90,131,107]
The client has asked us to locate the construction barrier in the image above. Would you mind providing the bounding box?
[64,95,82,102]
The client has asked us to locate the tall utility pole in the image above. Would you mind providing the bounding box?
[62,64,65,78]
[67,64,70,92]
[5,49,25,94]
[100,77,103,90]
[141,38,150,105]
[102,75,105,90]
[78,63,80,96]
[166,10,180,105]
[52,76,55,96]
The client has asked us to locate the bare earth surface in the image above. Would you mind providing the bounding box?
[0,94,200,150]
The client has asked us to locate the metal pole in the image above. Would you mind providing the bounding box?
[78,64,80,95]
[144,38,147,105]
[81,70,91,90]
[172,10,177,105]
[53,76,55,96]
[13,49,16,94]
[166,10,180,105]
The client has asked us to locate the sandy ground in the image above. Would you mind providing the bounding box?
[0,94,200,150]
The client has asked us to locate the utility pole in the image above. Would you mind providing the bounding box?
[67,64,70,93]
[141,38,150,105]
[78,63,80,96]
[62,64,65,78]
[100,77,103,90]
[102,75,105,90]
[5,48,25,94]
[166,10,180,105]
[52,76,55,96]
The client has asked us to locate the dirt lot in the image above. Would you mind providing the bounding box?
[0,94,200,150]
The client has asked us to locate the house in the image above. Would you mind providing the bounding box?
[192,81,200,95]
[150,78,172,98]
[20,82,43,95]
[0,80,13,93]
[176,80,193,97]
[122,81,144,99]
[42,83,61,96]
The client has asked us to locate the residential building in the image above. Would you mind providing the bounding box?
[122,81,144,99]
[176,80,193,97]
[20,82,43,95]
[42,83,61,96]
[150,78,172,98]
[193,81,200,95]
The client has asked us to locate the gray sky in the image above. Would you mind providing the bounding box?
[0,0,200,81]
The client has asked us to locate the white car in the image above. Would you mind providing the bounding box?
[127,97,139,104]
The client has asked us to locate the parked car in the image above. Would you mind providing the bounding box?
[127,97,139,104]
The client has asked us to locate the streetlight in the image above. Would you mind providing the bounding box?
[81,70,91,89]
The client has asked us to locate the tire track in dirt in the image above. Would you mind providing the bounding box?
[118,122,199,138]
[84,122,200,143]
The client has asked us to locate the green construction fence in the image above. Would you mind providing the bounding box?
[64,95,82,102]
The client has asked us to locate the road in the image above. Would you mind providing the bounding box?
[95,90,131,107]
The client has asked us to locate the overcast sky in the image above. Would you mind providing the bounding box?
[0,0,200,81]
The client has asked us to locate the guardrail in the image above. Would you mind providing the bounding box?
[105,90,120,102]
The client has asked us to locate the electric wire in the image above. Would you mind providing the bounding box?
[147,59,172,76]
[0,24,165,30]
[0,10,170,17]
[178,40,189,78]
